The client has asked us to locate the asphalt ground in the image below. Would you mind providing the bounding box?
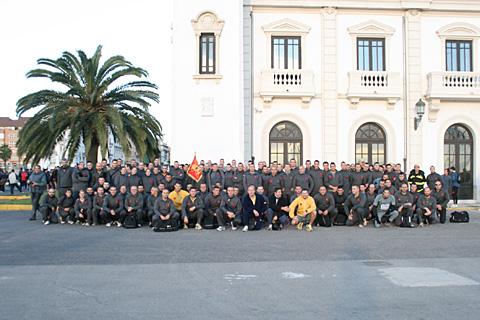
[1,210,480,319]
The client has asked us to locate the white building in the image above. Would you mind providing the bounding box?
[169,0,480,201]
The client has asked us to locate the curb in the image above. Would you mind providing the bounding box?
[0,205,32,211]
[0,196,31,200]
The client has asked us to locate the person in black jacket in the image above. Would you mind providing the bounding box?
[72,162,90,200]
[39,188,58,225]
[92,187,106,225]
[58,189,75,224]
[101,186,126,227]
[432,181,450,224]
[125,185,144,227]
[267,188,290,230]
[57,159,74,199]
[344,185,369,228]
[241,185,268,232]
[74,190,92,226]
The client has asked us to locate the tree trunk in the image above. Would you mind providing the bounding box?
[87,140,99,163]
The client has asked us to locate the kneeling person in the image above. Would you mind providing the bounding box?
[181,187,204,230]
[372,189,398,228]
[101,186,126,227]
[313,186,337,227]
[39,188,58,225]
[344,185,369,228]
[289,189,317,231]
[125,186,145,227]
[152,189,179,230]
[216,186,242,231]
[267,188,290,230]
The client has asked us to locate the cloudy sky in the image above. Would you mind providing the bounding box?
[0,0,173,143]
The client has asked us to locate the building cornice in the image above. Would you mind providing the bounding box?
[244,0,480,12]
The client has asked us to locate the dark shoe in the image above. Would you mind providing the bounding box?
[29,215,36,221]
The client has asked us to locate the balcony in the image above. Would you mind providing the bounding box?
[426,72,480,101]
[346,71,402,108]
[259,69,315,107]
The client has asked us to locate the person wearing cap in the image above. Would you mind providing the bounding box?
[408,164,426,193]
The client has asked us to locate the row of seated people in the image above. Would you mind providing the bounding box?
[38,174,449,230]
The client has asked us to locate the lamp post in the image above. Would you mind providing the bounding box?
[414,98,425,130]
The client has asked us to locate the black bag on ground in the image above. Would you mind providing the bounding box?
[316,214,332,227]
[153,218,178,232]
[202,214,218,229]
[336,213,347,225]
[400,215,413,228]
[450,211,469,223]
[123,214,138,228]
[272,221,281,231]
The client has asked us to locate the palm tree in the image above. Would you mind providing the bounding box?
[16,45,162,164]
[0,144,12,170]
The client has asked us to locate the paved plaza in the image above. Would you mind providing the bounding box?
[1,209,480,319]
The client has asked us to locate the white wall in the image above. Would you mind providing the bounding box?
[171,0,244,163]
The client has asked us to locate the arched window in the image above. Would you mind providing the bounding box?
[355,122,386,164]
[444,124,473,199]
[269,121,302,165]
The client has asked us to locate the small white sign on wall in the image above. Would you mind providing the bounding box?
[201,97,214,117]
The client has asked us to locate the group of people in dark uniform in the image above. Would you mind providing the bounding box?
[28,156,460,231]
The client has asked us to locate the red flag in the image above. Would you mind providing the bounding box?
[187,155,203,182]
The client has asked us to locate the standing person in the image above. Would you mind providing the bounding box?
[324,162,342,194]
[408,164,426,193]
[441,169,452,201]
[233,163,246,197]
[280,164,295,202]
[243,163,262,192]
[292,166,314,195]
[426,166,444,191]
[309,160,325,197]
[72,162,90,199]
[57,159,74,199]
[27,165,47,221]
[39,188,58,225]
[450,167,460,207]
[20,168,29,191]
[8,170,21,194]
[265,167,283,197]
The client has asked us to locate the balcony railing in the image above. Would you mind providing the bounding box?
[347,71,402,106]
[427,72,480,100]
[259,69,315,107]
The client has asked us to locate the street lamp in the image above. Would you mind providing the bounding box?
[414,98,425,130]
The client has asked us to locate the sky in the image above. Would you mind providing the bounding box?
[0,0,173,144]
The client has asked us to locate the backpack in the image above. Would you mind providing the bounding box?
[400,215,413,228]
[450,211,469,223]
[272,221,282,231]
[21,171,29,180]
[153,218,178,232]
[123,214,138,228]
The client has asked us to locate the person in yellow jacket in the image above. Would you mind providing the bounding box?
[168,182,189,211]
[289,189,317,231]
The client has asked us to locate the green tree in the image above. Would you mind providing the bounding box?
[16,45,162,164]
[0,144,12,170]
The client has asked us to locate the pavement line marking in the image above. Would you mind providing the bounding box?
[281,272,311,279]
[224,274,257,280]
[379,267,479,287]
